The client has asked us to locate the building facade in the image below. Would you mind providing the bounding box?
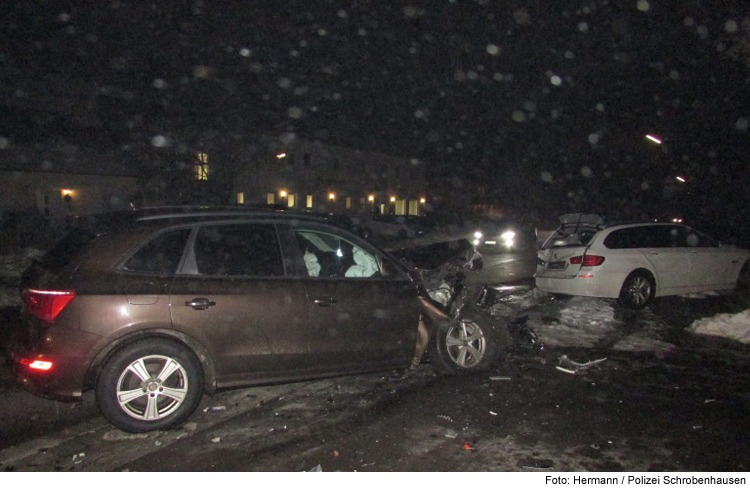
[228,135,428,216]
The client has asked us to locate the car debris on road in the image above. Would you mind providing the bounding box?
[555,354,607,375]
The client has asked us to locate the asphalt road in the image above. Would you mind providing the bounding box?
[1,250,750,472]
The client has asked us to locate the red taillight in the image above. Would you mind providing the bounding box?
[569,255,605,266]
[23,289,76,323]
[20,358,54,372]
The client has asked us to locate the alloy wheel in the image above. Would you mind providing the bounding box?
[115,355,189,421]
[445,320,487,368]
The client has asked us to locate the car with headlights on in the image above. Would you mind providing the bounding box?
[468,217,535,253]
[535,214,750,309]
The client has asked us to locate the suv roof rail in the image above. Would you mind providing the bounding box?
[132,205,327,222]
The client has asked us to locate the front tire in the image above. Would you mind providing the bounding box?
[429,310,509,375]
[617,271,655,309]
[96,339,204,433]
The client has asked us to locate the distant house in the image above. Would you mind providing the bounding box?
[0,139,139,223]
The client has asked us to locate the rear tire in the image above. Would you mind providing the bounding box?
[617,271,655,309]
[96,339,204,433]
[429,310,509,375]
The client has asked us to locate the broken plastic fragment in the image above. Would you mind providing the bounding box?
[556,355,607,375]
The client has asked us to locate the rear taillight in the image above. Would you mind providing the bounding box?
[23,289,76,323]
[569,255,605,266]
[19,358,54,372]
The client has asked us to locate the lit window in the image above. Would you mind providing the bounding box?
[237,192,245,204]
[194,152,209,180]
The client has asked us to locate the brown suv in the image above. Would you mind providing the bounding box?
[11,207,492,433]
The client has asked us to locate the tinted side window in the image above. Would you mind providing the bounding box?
[121,230,191,275]
[604,225,689,249]
[603,228,643,249]
[194,224,284,277]
[686,229,717,248]
[648,225,687,247]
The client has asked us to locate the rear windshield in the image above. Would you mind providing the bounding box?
[542,227,598,249]
[38,212,135,271]
[38,227,98,271]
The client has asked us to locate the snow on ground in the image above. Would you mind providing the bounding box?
[688,310,750,344]
[492,287,750,353]
[503,293,677,354]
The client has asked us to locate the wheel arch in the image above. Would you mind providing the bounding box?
[85,329,217,394]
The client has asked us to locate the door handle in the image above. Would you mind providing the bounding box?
[312,297,338,307]
[185,298,216,310]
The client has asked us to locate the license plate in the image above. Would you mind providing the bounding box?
[547,261,565,270]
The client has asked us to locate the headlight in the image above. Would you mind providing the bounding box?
[501,230,516,248]
[472,230,483,247]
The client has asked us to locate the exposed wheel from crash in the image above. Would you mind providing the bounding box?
[96,339,204,433]
[617,270,655,309]
[429,311,509,375]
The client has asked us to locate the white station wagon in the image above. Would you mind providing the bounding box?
[535,214,750,308]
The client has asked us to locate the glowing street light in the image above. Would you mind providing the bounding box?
[275,153,287,159]
[676,176,686,183]
[645,134,662,144]
[328,192,336,201]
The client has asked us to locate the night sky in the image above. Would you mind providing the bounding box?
[1,1,749,239]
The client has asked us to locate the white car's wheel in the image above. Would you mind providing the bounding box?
[618,271,655,309]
